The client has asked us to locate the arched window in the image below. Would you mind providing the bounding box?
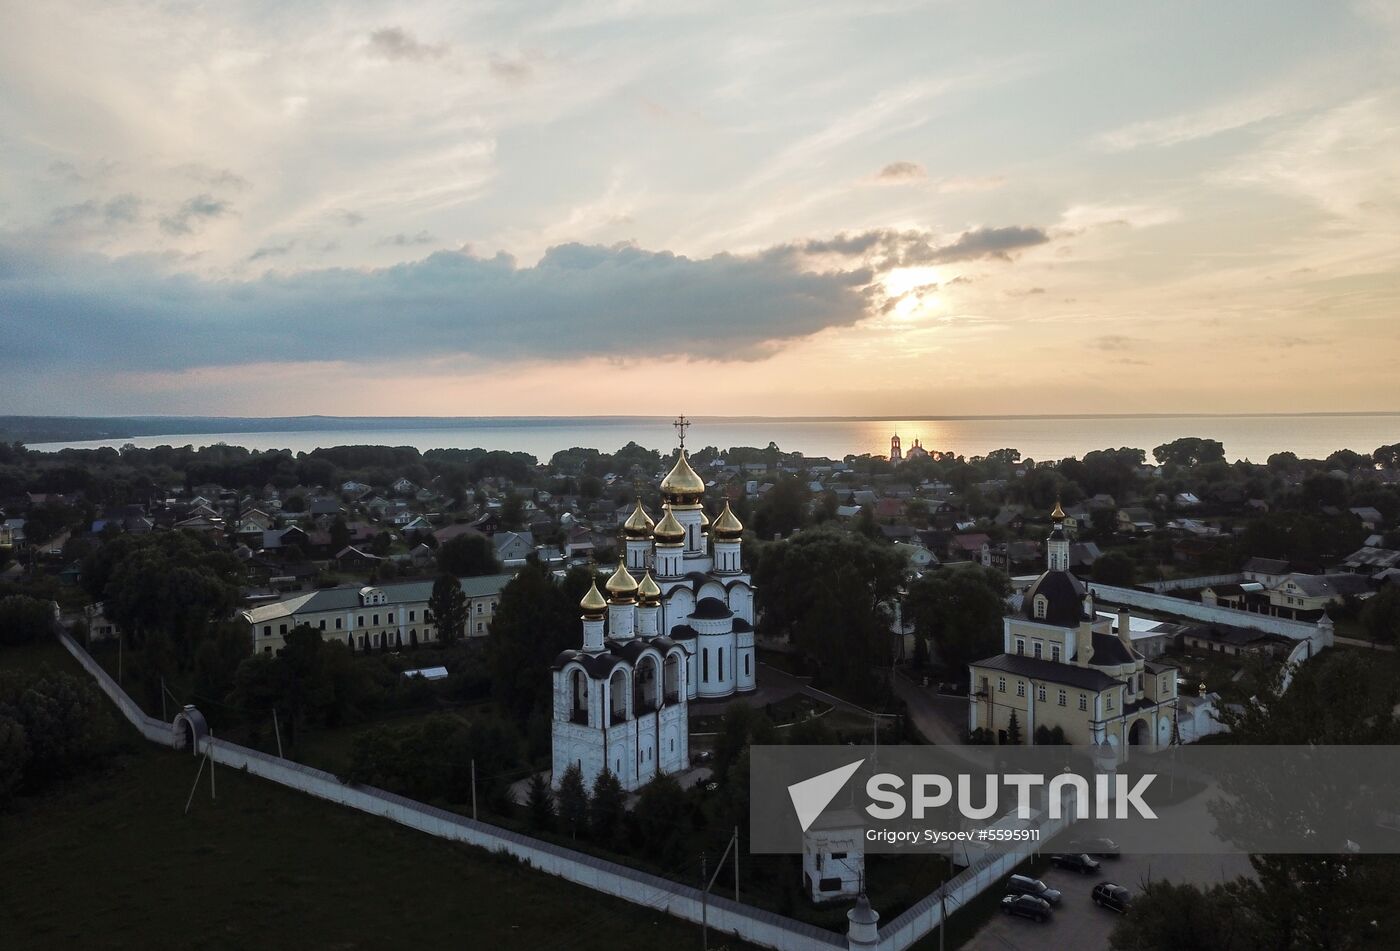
[1034,595,1048,619]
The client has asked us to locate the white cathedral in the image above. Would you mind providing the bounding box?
[551,426,757,791]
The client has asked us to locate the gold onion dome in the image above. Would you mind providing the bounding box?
[700,508,711,532]
[579,578,607,618]
[653,504,686,545]
[605,557,639,600]
[660,450,706,502]
[1050,499,1066,520]
[713,500,744,540]
[638,571,662,604]
[623,498,655,538]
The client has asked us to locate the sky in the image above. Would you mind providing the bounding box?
[2,0,1399,418]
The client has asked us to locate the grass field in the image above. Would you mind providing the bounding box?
[0,739,765,951]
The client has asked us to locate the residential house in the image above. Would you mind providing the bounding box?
[1342,547,1400,577]
[1242,557,1292,588]
[1116,507,1156,534]
[1269,572,1372,619]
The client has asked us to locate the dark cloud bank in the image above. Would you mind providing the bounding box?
[0,226,1046,373]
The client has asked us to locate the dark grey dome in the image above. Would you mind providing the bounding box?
[691,597,733,619]
[1023,570,1087,627]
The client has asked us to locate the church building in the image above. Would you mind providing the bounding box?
[551,420,756,792]
[967,503,1180,749]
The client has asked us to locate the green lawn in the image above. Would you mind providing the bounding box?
[0,739,759,951]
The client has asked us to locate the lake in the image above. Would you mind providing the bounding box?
[28,414,1400,463]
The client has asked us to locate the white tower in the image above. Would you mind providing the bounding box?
[605,557,638,640]
[653,504,685,579]
[1047,500,1070,572]
[622,497,654,573]
[711,500,744,574]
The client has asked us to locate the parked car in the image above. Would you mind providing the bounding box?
[1006,874,1062,906]
[1000,894,1053,922]
[1092,882,1132,913]
[1051,852,1102,874]
[1068,836,1120,858]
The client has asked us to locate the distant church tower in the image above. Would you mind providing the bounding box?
[890,434,903,464]
[1047,500,1070,571]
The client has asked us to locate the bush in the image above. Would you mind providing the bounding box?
[0,595,53,646]
[0,667,113,797]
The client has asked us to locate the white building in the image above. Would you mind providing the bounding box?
[550,438,756,792]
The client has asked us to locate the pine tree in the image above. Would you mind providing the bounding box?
[556,763,589,839]
[526,772,555,831]
[590,768,625,847]
[427,573,467,643]
[1006,709,1023,745]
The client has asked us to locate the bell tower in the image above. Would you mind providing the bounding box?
[890,434,903,464]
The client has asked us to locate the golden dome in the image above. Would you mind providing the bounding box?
[660,450,705,502]
[1050,499,1066,520]
[712,500,744,540]
[605,557,639,600]
[700,507,711,532]
[623,498,655,539]
[579,578,607,618]
[653,504,685,545]
[638,571,662,604]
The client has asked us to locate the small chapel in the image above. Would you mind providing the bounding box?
[551,418,757,792]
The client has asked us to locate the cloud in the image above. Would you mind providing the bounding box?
[777,225,1049,268]
[249,241,295,261]
[0,237,884,373]
[51,193,143,227]
[159,194,232,235]
[875,161,926,182]
[367,27,448,62]
[1092,334,1142,351]
[331,209,365,228]
[379,230,436,247]
[489,56,532,82]
[173,163,250,190]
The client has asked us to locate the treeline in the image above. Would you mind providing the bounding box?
[0,667,115,808]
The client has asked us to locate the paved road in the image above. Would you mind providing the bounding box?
[892,674,967,745]
[967,850,1253,950]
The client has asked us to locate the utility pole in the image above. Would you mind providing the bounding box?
[733,825,740,903]
[700,852,708,951]
[208,729,216,801]
[272,708,284,758]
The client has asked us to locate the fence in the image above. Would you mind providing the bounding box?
[1086,582,1332,651]
[54,630,843,951]
[1141,573,1244,593]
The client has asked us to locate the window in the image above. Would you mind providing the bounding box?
[997,677,1006,693]
[1015,639,1025,655]
[358,615,364,627]
[1136,673,1143,691]
[1034,595,1048,619]
[1016,681,1026,698]
[745,654,751,676]
[1057,689,1067,707]
[1037,685,1046,702]
[388,613,394,624]
[1079,694,1088,711]
[1161,676,1169,693]
[335,618,342,630]
[263,625,271,637]
[1106,694,1115,711]
[409,610,416,621]
[1033,642,1042,659]
[1051,645,1061,663]
[476,622,483,633]
[702,650,709,683]
[718,648,725,679]
[279,624,287,635]
[318,620,325,630]
[373,614,379,626]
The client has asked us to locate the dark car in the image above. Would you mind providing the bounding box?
[1068,836,1121,858]
[1051,852,1102,874]
[1005,874,1062,906]
[1000,893,1053,922]
[1092,882,1132,913]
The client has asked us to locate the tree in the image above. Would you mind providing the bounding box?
[488,560,592,725]
[752,475,811,539]
[329,516,351,552]
[1109,880,1264,951]
[436,532,501,577]
[1093,550,1136,587]
[633,773,690,866]
[904,564,1010,684]
[0,595,52,646]
[427,574,468,643]
[556,763,589,838]
[0,715,27,806]
[526,772,556,831]
[1153,438,1226,468]
[590,769,625,846]
[1360,587,1400,645]
[0,668,112,788]
[753,527,907,701]
[1005,709,1022,745]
